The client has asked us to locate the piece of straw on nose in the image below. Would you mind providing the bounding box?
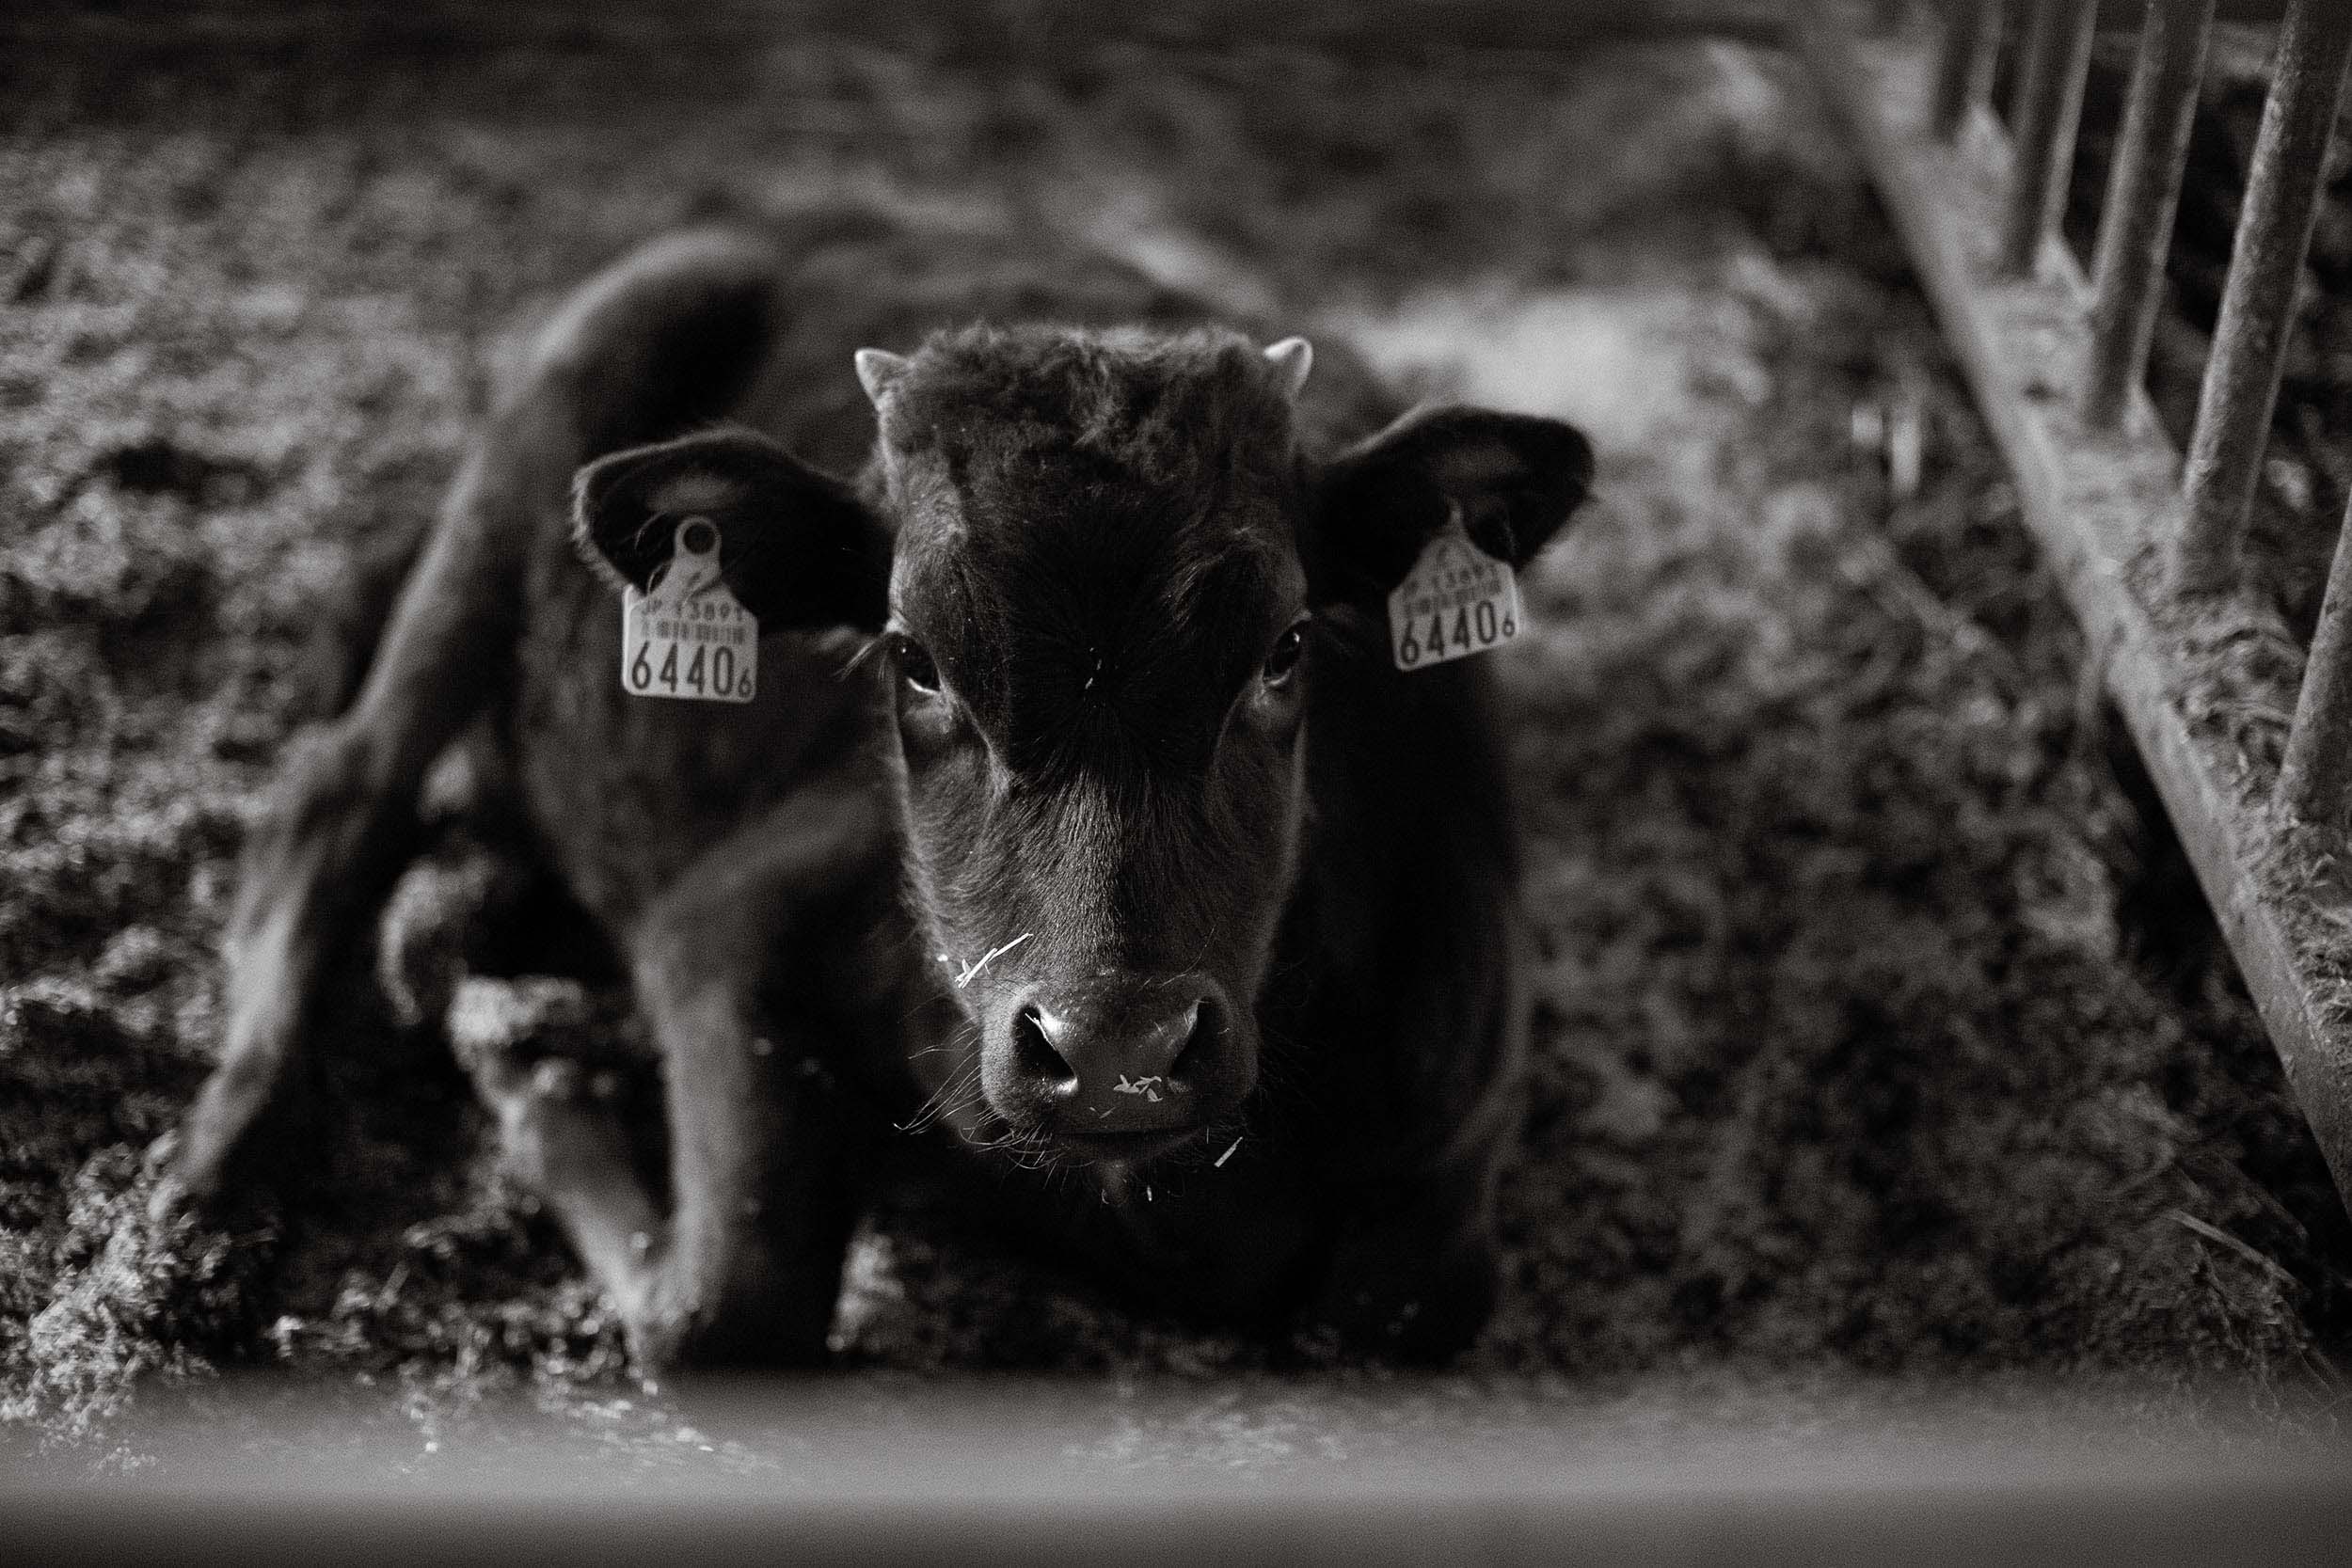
[952,932,1032,988]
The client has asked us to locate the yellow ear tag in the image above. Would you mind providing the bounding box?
[620,516,758,703]
[1386,507,1522,672]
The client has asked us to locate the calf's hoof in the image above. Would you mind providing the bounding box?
[145,1055,315,1225]
[142,1130,198,1226]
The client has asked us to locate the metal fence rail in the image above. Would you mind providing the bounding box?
[2170,0,2351,597]
[1802,0,2352,1213]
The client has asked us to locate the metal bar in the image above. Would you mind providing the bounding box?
[1797,15,2352,1213]
[2278,496,2352,821]
[1997,0,2099,277]
[1933,0,1995,140]
[2081,0,2216,433]
[2169,0,2352,594]
[9,1403,2352,1564]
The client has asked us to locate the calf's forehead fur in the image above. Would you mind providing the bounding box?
[878,324,1309,775]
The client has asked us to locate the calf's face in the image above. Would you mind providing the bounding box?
[856,328,1316,1165]
[573,323,1592,1173]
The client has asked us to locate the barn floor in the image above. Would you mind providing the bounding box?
[5,5,2350,1466]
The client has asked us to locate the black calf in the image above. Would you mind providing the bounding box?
[160,204,1592,1366]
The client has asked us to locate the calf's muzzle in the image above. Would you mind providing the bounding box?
[991,975,1244,1148]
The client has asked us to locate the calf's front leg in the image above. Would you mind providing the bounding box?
[487,786,886,1369]
[1298,1159,1504,1365]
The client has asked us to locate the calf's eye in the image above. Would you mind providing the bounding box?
[896,637,941,695]
[1262,622,1308,687]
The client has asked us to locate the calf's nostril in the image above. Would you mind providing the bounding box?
[1030,1003,1073,1052]
[1167,994,1222,1084]
[1013,1004,1077,1086]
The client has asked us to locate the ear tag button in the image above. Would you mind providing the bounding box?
[1387,508,1522,672]
[620,516,758,703]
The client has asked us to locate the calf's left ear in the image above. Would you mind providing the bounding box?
[1311,405,1594,602]
[572,427,892,631]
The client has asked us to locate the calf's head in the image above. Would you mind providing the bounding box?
[575,325,1591,1169]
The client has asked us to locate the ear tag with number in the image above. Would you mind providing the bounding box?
[1387,508,1522,672]
[620,516,758,703]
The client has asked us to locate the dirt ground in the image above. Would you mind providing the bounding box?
[5,4,2350,1461]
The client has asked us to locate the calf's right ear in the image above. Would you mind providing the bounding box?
[572,427,891,630]
[1311,405,1594,606]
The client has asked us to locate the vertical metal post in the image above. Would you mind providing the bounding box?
[2169,0,2352,595]
[2280,493,2352,821]
[1997,0,2100,278]
[2081,0,2216,433]
[1933,0,1995,140]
